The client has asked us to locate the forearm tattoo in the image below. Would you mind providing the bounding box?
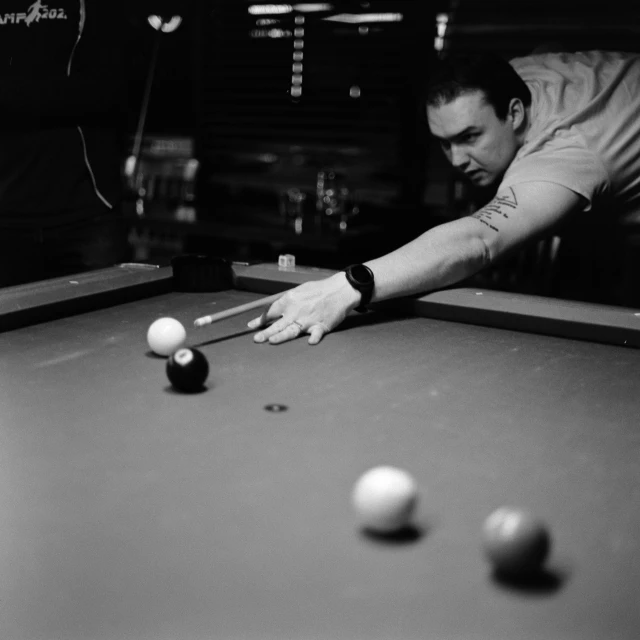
[471,188,518,233]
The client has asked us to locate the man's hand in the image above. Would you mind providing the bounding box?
[247,272,361,345]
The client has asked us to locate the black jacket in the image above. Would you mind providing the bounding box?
[0,0,126,224]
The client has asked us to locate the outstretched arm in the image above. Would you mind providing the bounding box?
[249,181,585,345]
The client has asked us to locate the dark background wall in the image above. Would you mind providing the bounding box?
[127,0,640,206]
[124,1,640,304]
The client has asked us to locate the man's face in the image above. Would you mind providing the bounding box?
[427,90,522,188]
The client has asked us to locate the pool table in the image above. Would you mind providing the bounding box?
[1,261,639,640]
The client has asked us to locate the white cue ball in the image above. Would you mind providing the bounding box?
[147,317,187,356]
[352,466,419,533]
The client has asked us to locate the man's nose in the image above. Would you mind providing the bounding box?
[450,146,469,171]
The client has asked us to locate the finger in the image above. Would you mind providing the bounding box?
[253,316,293,343]
[268,323,304,344]
[308,324,328,345]
[247,297,288,330]
[247,315,265,329]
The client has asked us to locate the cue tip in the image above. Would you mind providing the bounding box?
[192,292,283,329]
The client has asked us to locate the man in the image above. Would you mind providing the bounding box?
[0,0,127,286]
[246,49,640,345]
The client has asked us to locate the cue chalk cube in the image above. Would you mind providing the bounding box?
[278,254,296,269]
[171,254,234,292]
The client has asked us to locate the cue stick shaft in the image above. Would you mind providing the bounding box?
[193,292,284,327]
[130,27,163,185]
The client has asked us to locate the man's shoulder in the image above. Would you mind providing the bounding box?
[509,50,640,75]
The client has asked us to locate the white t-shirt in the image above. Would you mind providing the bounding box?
[501,51,640,223]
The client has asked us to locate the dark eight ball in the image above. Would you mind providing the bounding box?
[166,347,209,392]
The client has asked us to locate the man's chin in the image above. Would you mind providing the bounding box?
[468,172,495,187]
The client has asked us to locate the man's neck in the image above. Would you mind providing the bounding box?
[516,105,533,147]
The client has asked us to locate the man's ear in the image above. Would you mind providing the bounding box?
[508,98,526,131]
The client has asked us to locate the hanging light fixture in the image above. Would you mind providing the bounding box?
[147,14,183,33]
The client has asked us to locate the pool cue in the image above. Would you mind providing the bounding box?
[129,19,165,188]
[193,292,284,327]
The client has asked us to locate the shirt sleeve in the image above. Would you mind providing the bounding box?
[498,134,610,212]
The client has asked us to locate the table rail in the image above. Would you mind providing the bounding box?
[1,261,638,347]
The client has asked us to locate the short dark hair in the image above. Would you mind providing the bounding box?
[426,52,531,120]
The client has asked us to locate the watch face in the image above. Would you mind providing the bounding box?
[350,264,373,285]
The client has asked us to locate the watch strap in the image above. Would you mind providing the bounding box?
[344,264,374,312]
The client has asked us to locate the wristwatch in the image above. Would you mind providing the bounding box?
[344,264,375,313]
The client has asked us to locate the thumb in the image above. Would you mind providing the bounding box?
[308,323,329,345]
